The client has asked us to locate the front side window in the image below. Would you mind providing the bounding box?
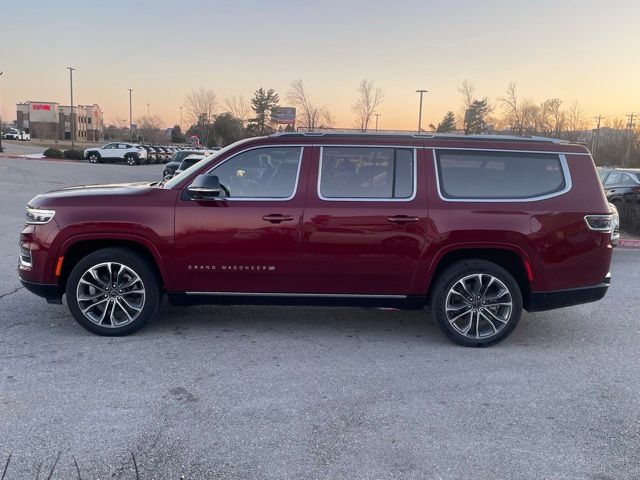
[209,146,302,199]
[319,147,414,199]
[435,150,566,200]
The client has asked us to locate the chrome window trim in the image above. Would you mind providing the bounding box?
[186,291,406,299]
[430,146,591,156]
[317,145,418,202]
[202,144,304,202]
[432,149,573,203]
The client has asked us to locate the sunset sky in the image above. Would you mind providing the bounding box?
[1,0,638,131]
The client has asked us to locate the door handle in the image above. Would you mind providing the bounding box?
[387,215,420,224]
[262,214,295,223]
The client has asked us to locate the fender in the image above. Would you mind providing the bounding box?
[414,241,537,295]
[55,232,174,290]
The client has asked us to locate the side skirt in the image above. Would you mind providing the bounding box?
[167,292,427,310]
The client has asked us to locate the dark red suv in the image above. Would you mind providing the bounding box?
[19,133,614,346]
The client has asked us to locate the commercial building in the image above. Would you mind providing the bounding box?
[16,101,104,141]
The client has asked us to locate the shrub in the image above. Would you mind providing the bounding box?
[63,149,85,160]
[43,148,64,158]
[619,201,640,236]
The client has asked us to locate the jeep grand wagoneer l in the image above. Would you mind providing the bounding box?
[19,133,614,346]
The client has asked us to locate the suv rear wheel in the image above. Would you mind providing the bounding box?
[430,259,522,347]
[65,247,161,336]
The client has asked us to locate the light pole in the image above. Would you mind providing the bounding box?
[180,106,183,129]
[128,89,133,141]
[67,67,76,149]
[416,89,428,133]
[374,113,380,133]
[0,71,4,153]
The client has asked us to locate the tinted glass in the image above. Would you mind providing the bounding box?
[320,147,414,199]
[436,150,565,199]
[180,158,202,170]
[598,171,609,183]
[210,147,302,198]
[604,172,621,186]
[620,173,638,186]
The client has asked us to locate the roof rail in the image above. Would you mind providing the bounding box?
[269,131,569,144]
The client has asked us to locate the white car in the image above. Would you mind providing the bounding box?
[84,143,148,165]
[4,128,30,141]
[173,154,206,176]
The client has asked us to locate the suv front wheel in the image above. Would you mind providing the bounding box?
[65,247,161,336]
[430,259,523,347]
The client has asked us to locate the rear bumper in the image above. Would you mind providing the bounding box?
[20,279,62,304]
[527,273,611,312]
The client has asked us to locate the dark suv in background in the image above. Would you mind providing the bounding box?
[19,133,614,347]
[598,168,640,206]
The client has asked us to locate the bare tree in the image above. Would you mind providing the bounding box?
[458,79,475,130]
[498,81,524,134]
[566,100,587,143]
[224,95,251,124]
[287,79,335,131]
[184,87,217,145]
[351,79,384,132]
[137,114,164,143]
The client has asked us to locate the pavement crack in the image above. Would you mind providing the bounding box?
[0,286,24,301]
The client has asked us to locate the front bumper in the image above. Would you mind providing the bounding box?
[20,279,62,304]
[527,273,611,312]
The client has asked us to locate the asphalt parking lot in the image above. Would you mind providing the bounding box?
[0,157,639,479]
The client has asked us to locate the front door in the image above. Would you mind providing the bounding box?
[300,145,428,296]
[174,145,309,293]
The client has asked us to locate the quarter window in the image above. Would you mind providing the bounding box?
[435,150,566,200]
[210,146,302,199]
[319,147,414,199]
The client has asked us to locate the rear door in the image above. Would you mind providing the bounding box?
[299,145,428,296]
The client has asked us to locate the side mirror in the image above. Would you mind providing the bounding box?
[187,174,221,199]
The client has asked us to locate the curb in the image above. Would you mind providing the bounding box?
[618,239,640,249]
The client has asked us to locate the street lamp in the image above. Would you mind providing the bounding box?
[67,67,76,149]
[374,113,381,133]
[128,89,133,141]
[0,71,4,153]
[416,89,428,133]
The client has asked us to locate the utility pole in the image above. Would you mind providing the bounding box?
[592,115,602,162]
[180,106,183,129]
[128,89,133,142]
[416,89,428,133]
[374,113,380,133]
[0,71,4,153]
[625,113,636,167]
[66,67,76,150]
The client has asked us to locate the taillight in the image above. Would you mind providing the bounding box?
[584,215,613,232]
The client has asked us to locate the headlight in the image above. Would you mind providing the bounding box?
[25,207,55,225]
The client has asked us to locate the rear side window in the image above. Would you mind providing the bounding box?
[435,150,567,200]
[319,147,414,199]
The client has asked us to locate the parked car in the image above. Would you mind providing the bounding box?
[140,146,159,164]
[609,202,620,246]
[598,168,640,206]
[19,133,614,347]
[84,143,147,165]
[173,154,206,176]
[163,150,211,178]
[4,128,30,141]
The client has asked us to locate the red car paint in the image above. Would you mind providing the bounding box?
[19,133,613,312]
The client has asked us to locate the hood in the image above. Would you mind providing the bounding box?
[29,182,155,207]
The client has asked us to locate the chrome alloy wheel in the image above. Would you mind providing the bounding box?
[76,262,146,328]
[445,274,513,339]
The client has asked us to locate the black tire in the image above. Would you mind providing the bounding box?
[430,259,523,347]
[125,154,138,166]
[87,152,101,164]
[65,247,162,336]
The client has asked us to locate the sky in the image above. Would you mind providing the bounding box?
[1,0,638,131]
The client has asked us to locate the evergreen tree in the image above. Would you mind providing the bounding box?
[170,124,185,143]
[464,99,490,134]
[248,87,279,135]
[436,111,457,133]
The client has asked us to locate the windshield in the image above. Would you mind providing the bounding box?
[162,138,259,189]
